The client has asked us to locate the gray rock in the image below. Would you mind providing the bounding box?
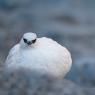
[66,57,95,87]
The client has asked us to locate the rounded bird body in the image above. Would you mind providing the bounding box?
[5,33,72,78]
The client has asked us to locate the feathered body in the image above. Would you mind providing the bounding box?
[5,33,72,78]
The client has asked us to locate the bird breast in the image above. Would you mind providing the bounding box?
[19,40,72,77]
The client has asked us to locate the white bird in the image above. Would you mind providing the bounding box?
[5,32,72,78]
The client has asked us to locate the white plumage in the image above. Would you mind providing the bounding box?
[5,32,72,78]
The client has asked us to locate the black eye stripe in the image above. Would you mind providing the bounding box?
[32,39,36,43]
[23,38,27,43]
[23,38,36,44]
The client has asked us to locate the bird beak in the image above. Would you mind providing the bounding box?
[27,41,32,45]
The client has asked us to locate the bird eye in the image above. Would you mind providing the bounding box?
[32,39,36,43]
[23,38,27,43]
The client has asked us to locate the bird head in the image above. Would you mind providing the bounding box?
[20,32,37,47]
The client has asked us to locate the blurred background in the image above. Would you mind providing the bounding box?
[0,0,95,95]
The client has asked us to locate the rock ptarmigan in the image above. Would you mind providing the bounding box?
[5,32,72,78]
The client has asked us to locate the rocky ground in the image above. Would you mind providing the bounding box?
[0,0,95,94]
[0,67,95,95]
